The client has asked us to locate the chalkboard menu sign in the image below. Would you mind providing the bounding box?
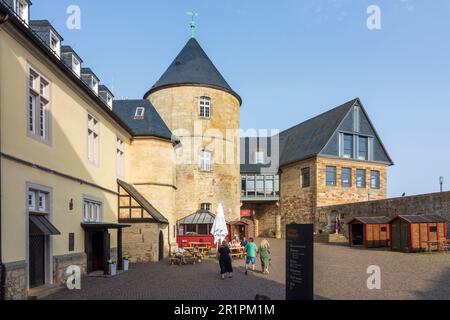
[286,224,314,300]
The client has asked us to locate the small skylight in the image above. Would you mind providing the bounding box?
[134,107,145,119]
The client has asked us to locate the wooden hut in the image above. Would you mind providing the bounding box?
[176,210,231,247]
[390,215,448,253]
[347,217,391,248]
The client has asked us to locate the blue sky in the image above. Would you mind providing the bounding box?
[31,0,450,197]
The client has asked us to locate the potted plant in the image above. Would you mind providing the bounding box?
[123,256,130,271]
[108,259,117,276]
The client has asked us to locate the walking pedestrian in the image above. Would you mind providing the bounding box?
[259,239,271,274]
[244,238,258,276]
[217,240,233,280]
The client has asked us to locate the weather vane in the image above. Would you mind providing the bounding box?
[186,11,198,38]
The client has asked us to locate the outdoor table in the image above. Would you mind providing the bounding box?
[422,240,447,253]
[230,246,245,258]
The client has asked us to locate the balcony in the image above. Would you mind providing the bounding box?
[241,174,280,202]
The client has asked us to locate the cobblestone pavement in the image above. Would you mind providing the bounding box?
[46,241,450,300]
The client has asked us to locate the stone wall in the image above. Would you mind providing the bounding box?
[316,191,450,237]
[3,261,27,300]
[242,202,280,238]
[316,156,388,207]
[122,223,162,263]
[280,158,317,238]
[53,253,87,286]
[149,86,241,223]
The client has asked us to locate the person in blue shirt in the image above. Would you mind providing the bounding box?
[244,238,258,276]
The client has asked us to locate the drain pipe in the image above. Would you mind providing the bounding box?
[0,11,10,301]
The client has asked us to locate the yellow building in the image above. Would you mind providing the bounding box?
[0,1,242,300]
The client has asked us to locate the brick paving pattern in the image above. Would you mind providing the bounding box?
[46,241,450,300]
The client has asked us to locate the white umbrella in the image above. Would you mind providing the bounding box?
[210,203,228,246]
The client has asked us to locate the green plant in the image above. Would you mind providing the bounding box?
[108,259,117,265]
[123,256,130,261]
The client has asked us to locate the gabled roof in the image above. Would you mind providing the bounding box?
[390,215,448,224]
[145,38,241,105]
[348,217,391,225]
[278,99,358,167]
[117,180,169,224]
[112,99,176,142]
[177,210,216,225]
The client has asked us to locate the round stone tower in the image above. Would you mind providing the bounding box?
[144,38,242,222]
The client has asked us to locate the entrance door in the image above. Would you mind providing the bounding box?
[351,224,364,245]
[29,235,45,288]
[90,232,104,272]
[159,231,164,261]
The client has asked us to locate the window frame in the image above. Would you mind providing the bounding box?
[199,149,212,172]
[343,134,354,159]
[71,55,81,76]
[199,96,211,119]
[356,169,366,189]
[27,66,51,145]
[200,203,212,212]
[341,167,352,188]
[134,107,145,119]
[326,166,337,187]
[116,137,125,177]
[358,136,369,161]
[14,0,29,23]
[301,167,311,188]
[87,113,100,166]
[254,151,264,164]
[83,196,103,223]
[49,30,61,57]
[370,170,381,189]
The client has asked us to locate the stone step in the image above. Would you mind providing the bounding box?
[314,234,330,243]
[28,284,64,300]
[329,234,349,243]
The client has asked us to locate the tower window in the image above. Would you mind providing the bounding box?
[199,96,211,118]
[343,134,353,158]
[201,203,212,212]
[134,107,145,119]
[200,150,212,171]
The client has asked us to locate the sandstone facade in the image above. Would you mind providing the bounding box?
[148,86,241,222]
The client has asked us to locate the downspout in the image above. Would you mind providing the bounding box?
[0,12,10,301]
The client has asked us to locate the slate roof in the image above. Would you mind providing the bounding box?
[348,217,391,225]
[112,99,176,141]
[240,99,358,173]
[117,180,169,224]
[145,38,241,105]
[278,99,357,167]
[390,215,448,224]
[177,210,216,225]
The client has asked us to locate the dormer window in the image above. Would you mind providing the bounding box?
[199,96,211,118]
[134,107,145,119]
[50,31,61,57]
[91,78,98,94]
[14,0,29,24]
[106,94,113,108]
[72,56,81,76]
[255,151,264,164]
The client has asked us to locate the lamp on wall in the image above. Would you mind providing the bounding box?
[439,176,444,193]
[69,198,74,211]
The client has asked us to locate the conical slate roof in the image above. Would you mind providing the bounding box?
[144,38,241,104]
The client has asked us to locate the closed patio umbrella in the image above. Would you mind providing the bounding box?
[211,203,228,246]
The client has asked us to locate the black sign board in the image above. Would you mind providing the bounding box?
[286,224,314,300]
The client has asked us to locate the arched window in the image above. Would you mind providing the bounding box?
[199,96,211,118]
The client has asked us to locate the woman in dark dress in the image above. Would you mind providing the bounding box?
[217,240,233,280]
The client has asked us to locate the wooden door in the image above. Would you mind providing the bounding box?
[158,231,164,261]
[29,235,45,288]
[91,232,104,272]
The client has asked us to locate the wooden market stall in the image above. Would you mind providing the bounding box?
[347,217,391,248]
[176,210,231,248]
[389,215,448,253]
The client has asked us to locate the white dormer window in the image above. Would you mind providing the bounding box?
[106,94,113,108]
[72,55,81,77]
[50,31,61,58]
[14,0,29,24]
[134,107,145,119]
[255,151,264,164]
[91,78,98,94]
